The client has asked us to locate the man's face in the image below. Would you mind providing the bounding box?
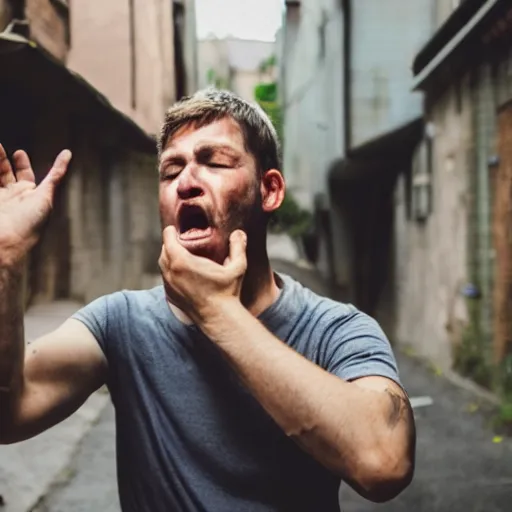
[159,118,262,264]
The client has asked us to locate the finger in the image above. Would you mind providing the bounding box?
[0,144,15,187]
[158,244,169,273]
[40,150,72,192]
[162,226,191,268]
[13,150,35,183]
[225,230,247,274]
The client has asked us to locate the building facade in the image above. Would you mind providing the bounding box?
[397,0,512,383]
[0,0,197,307]
[280,0,434,310]
[281,0,512,388]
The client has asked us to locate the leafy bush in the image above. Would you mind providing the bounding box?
[254,80,311,239]
[269,193,312,239]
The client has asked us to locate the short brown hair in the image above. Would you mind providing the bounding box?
[158,88,281,174]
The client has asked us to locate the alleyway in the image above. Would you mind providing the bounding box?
[27,260,512,512]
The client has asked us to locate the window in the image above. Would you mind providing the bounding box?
[411,125,435,222]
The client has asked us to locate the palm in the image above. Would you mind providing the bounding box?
[0,144,71,265]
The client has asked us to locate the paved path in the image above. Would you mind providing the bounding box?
[0,301,110,512]
[18,260,512,511]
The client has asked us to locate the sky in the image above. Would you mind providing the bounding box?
[195,0,284,41]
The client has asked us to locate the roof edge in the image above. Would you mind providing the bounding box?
[413,0,489,75]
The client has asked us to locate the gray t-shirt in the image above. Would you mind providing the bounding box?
[73,273,401,512]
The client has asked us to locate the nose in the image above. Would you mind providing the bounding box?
[176,165,204,200]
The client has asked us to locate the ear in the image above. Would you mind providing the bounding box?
[260,169,285,213]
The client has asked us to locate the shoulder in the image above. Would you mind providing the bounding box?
[71,286,166,352]
[278,272,363,328]
[79,285,165,317]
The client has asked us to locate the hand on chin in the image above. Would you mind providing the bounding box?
[178,235,229,265]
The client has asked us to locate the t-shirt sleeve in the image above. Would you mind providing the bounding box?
[71,294,113,357]
[317,305,402,387]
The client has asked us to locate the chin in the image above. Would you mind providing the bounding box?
[178,235,228,264]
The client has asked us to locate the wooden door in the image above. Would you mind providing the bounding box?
[493,100,512,363]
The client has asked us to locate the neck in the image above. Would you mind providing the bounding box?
[240,246,280,317]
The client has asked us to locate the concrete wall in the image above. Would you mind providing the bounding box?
[280,0,344,211]
[25,0,69,61]
[67,140,160,304]
[435,0,461,28]
[393,75,472,369]
[349,0,435,148]
[68,0,176,135]
[183,0,199,94]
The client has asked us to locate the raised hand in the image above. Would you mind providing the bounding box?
[0,144,72,268]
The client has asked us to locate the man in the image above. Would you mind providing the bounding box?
[0,89,415,511]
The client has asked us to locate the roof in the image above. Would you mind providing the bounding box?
[0,32,156,153]
[412,0,507,88]
[413,0,489,75]
[329,118,424,182]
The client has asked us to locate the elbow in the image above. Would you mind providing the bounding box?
[351,448,415,503]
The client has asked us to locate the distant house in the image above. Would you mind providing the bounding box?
[198,37,276,102]
[0,0,198,308]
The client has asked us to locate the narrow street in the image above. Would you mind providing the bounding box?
[31,261,512,512]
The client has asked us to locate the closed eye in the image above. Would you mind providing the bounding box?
[208,162,230,169]
[160,163,184,180]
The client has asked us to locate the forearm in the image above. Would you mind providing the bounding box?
[199,299,414,497]
[0,263,25,393]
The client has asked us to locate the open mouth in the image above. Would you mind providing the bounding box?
[178,204,213,241]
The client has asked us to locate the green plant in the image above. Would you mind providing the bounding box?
[269,193,312,239]
[254,82,277,103]
[453,302,492,389]
[253,81,310,238]
[254,82,283,147]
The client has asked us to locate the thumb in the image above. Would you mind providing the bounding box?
[225,230,247,274]
[40,150,72,194]
[162,225,190,262]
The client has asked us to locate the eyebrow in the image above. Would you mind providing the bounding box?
[160,143,242,165]
[195,143,241,159]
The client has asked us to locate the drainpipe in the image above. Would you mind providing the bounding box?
[342,0,351,154]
